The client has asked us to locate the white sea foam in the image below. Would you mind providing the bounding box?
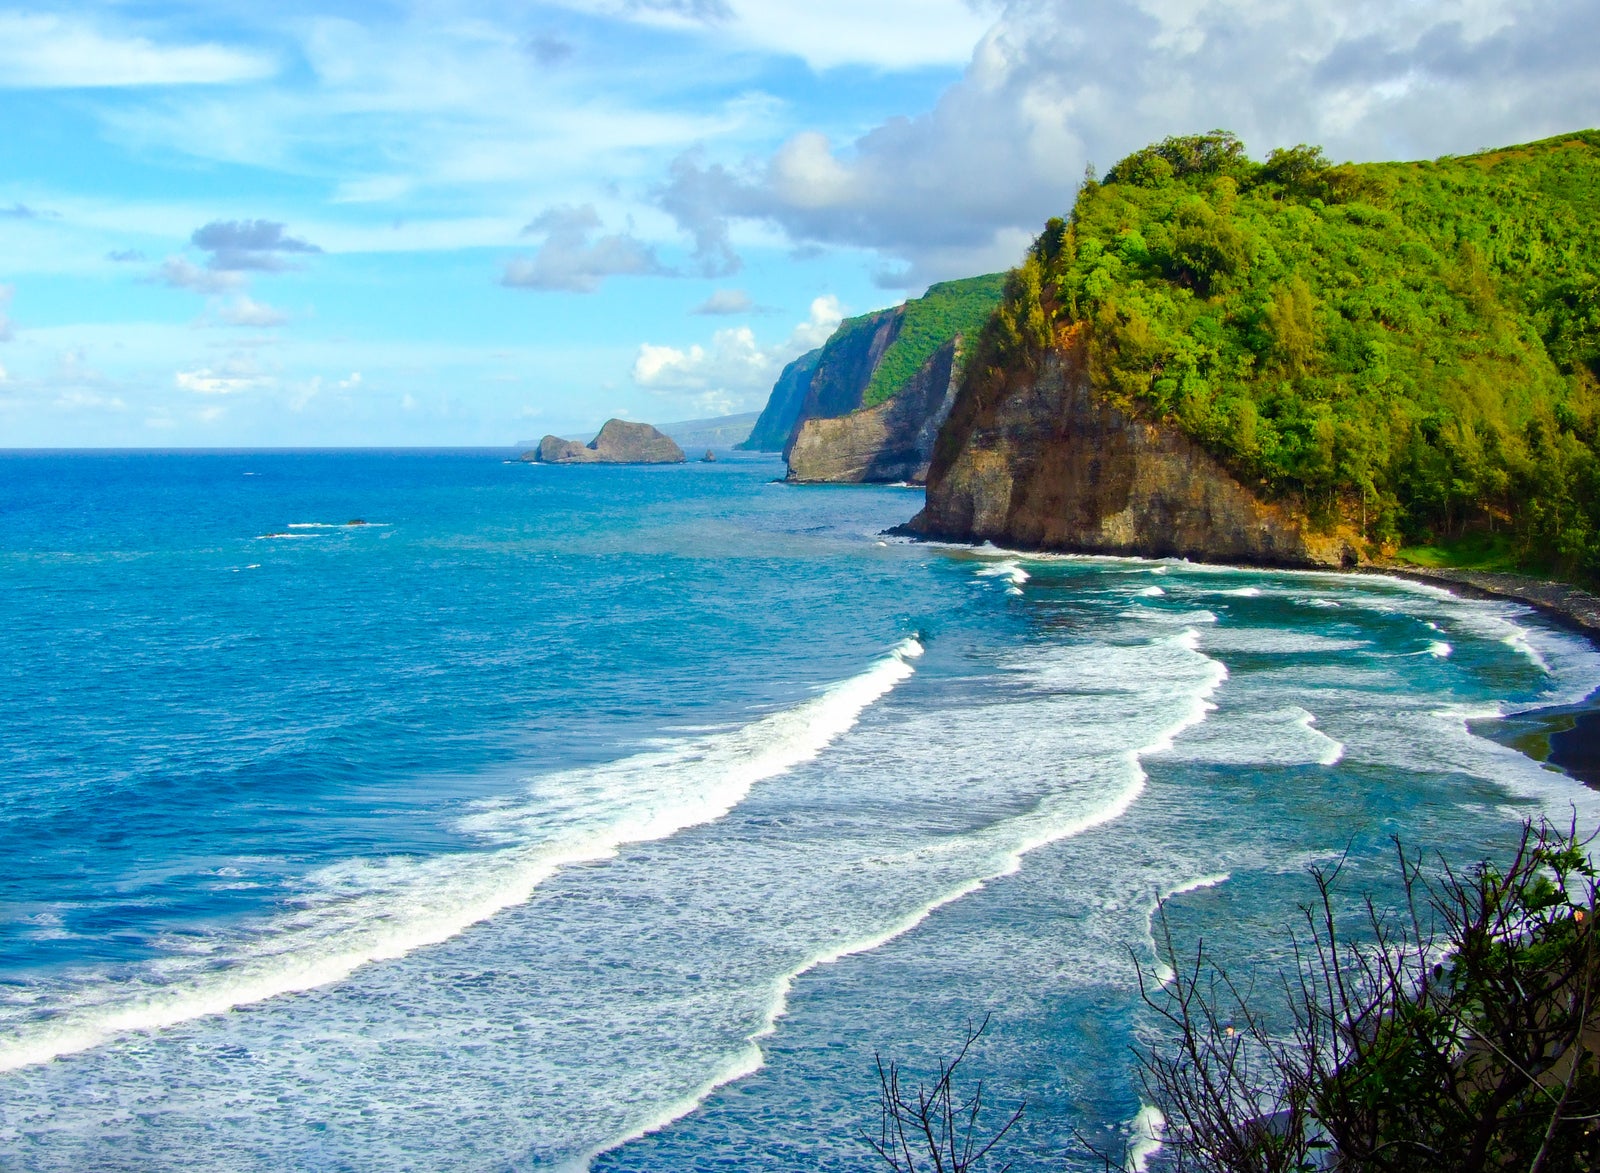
[1148,873,1232,985]
[1137,585,1166,597]
[1428,641,1453,658]
[0,639,925,1073]
[974,559,1030,587]
[1120,606,1219,625]
[581,628,1229,1167]
[1218,586,1262,597]
[1295,708,1345,765]
[1125,1104,1166,1172]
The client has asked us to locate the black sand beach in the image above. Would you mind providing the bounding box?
[1384,566,1600,792]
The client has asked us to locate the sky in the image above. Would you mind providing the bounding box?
[1,0,1597,447]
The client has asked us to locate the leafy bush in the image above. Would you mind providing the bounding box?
[1138,820,1600,1173]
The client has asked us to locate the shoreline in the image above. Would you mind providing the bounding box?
[1370,564,1600,641]
[1367,565,1600,793]
[891,527,1600,791]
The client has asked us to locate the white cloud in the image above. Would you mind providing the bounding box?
[216,295,288,327]
[659,0,1600,285]
[156,257,247,295]
[175,354,270,395]
[631,293,843,410]
[551,0,996,70]
[692,288,755,314]
[0,284,12,341]
[0,12,276,89]
[337,372,362,389]
[55,388,126,410]
[0,361,8,381]
[502,204,669,292]
[289,376,322,413]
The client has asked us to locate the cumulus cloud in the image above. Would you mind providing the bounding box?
[658,0,1600,286]
[156,257,247,294]
[175,353,271,395]
[215,295,289,327]
[692,288,755,315]
[0,285,13,342]
[0,12,275,88]
[632,293,843,412]
[501,204,669,292]
[191,219,322,271]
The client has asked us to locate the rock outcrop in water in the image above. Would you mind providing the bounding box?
[908,335,1359,568]
[525,419,685,465]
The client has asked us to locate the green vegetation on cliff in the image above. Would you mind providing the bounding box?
[978,129,1600,578]
[860,273,1007,409]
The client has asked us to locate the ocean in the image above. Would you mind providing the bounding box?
[1,448,1596,1171]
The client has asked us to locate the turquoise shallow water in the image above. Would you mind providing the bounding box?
[1,449,1597,1170]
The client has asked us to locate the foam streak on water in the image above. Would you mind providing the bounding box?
[6,454,1600,1173]
[0,640,923,1073]
[583,626,1227,1166]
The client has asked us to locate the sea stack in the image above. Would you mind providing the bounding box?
[523,419,686,464]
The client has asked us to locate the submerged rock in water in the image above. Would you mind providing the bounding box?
[523,419,686,465]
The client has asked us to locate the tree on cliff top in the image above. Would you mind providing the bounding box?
[973,129,1600,581]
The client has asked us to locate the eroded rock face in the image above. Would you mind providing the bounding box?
[786,338,962,485]
[783,310,903,456]
[909,342,1357,568]
[525,419,686,464]
[738,348,822,452]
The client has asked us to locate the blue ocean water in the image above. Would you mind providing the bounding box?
[1,449,1597,1171]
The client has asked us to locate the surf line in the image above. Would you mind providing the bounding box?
[580,627,1228,1169]
[0,639,925,1075]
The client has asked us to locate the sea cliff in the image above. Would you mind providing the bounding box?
[907,333,1357,566]
[902,129,1600,578]
[740,275,1005,485]
[787,337,962,484]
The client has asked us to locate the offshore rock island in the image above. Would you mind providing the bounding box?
[525,418,686,465]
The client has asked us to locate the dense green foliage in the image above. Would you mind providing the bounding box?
[994,130,1600,577]
[861,273,1007,408]
[1139,821,1599,1173]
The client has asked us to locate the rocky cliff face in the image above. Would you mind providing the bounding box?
[525,419,685,464]
[738,349,822,452]
[909,340,1358,568]
[786,338,962,484]
[784,310,903,455]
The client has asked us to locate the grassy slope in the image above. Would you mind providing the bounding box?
[860,273,1007,409]
[991,130,1600,579]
